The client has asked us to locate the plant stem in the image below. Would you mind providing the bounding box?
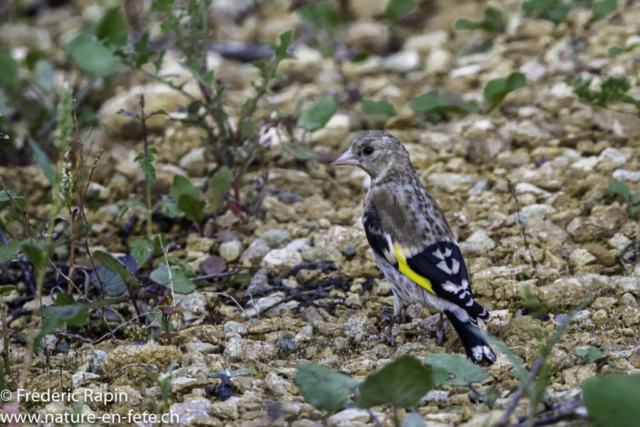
[1,294,9,375]
[139,95,153,240]
[393,405,399,427]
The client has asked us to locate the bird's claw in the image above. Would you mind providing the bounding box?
[426,319,449,347]
[383,327,397,347]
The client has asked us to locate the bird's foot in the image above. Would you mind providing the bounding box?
[425,314,449,346]
[382,326,397,347]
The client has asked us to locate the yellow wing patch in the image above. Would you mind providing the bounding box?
[393,243,434,294]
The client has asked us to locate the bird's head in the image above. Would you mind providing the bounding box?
[331,130,412,179]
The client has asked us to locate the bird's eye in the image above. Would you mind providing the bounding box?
[363,147,374,155]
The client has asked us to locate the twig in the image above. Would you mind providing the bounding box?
[1,292,9,375]
[508,178,537,268]
[48,259,90,301]
[497,357,545,427]
[509,398,583,427]
[367,409,384,427]
[190,271,243,281]
[139,95,153,240]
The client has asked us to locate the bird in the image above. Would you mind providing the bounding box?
[331,130,496,364]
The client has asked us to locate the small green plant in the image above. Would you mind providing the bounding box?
[522,0,571,23]
[608,181,640,216]
[147,361,177,414]
[455,6,506,34]
[592,0,617,18]
[296,355,437,426]
[566,75,640,116]
[569,346,614,368]
[608,44,639,57]
[409,91,476,123]
[410,72,525,124]
[116,95,168,240]
[487,298,591,427]
[483,72,527,113]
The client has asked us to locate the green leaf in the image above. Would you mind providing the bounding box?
[65,34,117,78]
[455,6,505,33]
[28,138,56,185]
[130,238,154,267]
[171,175,200,202]
[52,293,88,327]
[94,250,141,290]
[522,0,570,23]
[569,346,603,362]
[33,60,56,92]
[356,355,434,409]
[424,354,488,386]
[385,0,416,21]
[116,200,147,223]
[135,148,158,180]
[0,285,17,296]
[90,255,138,296]
[0,50,18,90]
[483,72,526,113]
[21,241,48,270]
[281,142,317,160]
[208,167,233,212]
[155,199,179,218]
[0,190,25,212]
[402,412,427,427]
[229,273,251,285]
[297,96,337,132]
[150,265,196,294]
[0,239,25,262]
[409,92,470,122]
[95,7,129,47]
[485,387,500,408]
[608,181,630,200]
[147,108,168,118]
[295,362,361,413]
[593,0,617,18]
[609,46,625,57]
[297,3,339,37]
[582,374,640,427]
[178,194,206,223]
[361,100,398,116]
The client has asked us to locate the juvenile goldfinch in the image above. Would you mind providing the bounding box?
[332,130,496,364]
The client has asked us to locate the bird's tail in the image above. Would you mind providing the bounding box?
[443,310,496,364]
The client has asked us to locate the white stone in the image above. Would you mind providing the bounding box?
[178,147,207,176]
[427,173,477,193]
[462,230,496,253]
[384,50,420,72]
[598,148,627,166]
[426,48,452,74]
[613,169,640,182]
[450,64,482,78]
[519,60,546,82]
[570,156,598,171]
[403,31,449,54]
[219,240,243,262]
[261,249,303,276]
[515,183,551,197]
[514,204,556,225]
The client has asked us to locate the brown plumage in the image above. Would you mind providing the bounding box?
[332,130,496,364]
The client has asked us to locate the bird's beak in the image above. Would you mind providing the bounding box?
[331,148,359,166]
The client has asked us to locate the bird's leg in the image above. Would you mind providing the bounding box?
[382,294,402,347]
[426,312,449,346]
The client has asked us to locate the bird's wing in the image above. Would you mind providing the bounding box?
[363,204,489,322]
